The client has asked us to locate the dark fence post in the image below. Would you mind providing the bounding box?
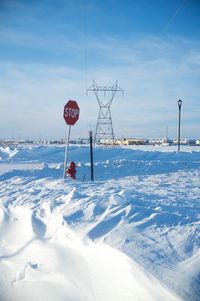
[89,131,94,181]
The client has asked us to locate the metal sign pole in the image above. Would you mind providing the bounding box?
[63,125,71,179]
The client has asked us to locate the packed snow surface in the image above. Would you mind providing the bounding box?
[0,144,200,301]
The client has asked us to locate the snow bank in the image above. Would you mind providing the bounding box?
[1,144,200,164]
[1,145,200,182]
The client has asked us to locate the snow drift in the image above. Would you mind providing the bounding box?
[0,204,180,301]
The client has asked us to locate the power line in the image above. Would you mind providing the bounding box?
[161,0,187,33]
[83,0,88,89]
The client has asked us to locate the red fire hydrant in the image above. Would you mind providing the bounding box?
[66,161,76,180]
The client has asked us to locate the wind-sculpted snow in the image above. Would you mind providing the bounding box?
[0,145,200,301]
[0,146,18,161]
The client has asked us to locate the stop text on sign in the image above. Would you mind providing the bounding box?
[63,100,80,126]
[64,107,79,119]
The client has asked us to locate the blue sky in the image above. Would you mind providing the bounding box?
[0,0,200,140]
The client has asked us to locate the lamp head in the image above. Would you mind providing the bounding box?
[178,99,182,108]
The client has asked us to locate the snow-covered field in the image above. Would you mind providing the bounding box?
[0,144,199,301]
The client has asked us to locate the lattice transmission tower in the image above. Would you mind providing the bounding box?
[87,81,124,144]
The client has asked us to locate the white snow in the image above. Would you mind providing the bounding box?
[0,144,200,301]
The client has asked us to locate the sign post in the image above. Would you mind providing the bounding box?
[63,125,71,179]
[63,100,80,179]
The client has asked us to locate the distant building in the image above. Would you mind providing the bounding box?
[149,138,166,145]
[172,138,188,145]
[114,138,147,145]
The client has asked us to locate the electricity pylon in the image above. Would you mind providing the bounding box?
[87,81,123,144]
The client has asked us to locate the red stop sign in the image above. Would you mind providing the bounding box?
[63,100,80,125]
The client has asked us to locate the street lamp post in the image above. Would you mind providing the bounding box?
[178,99,182,152]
